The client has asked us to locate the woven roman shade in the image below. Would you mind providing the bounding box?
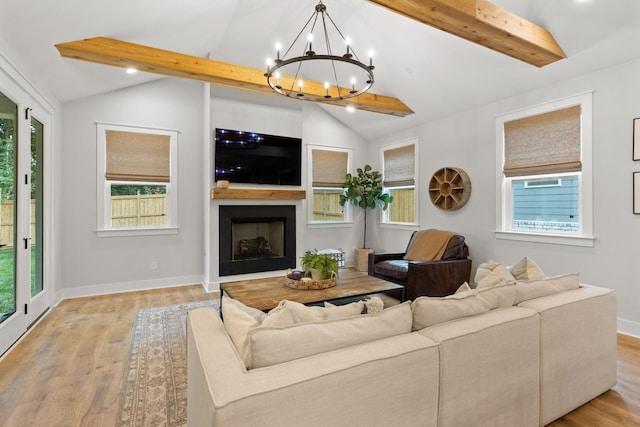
[105,130,170,182]
[312,149,348,187]
[383,144,415,187]
[503,105,581,177]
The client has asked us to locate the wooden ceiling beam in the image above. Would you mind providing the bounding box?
[366,0,566,67]
[55,37,414,117]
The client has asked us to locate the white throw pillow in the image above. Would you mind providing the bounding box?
[475,261,516,288]
[265,299,365,324]
[260,301,296,327]
[514,273,580,305]
[221,296,262,367]
[225,295,267,323]
[222,297,297,365]
[509,257,546,281]
[411,283,516,331]
[322,300,367,318]
[455,281,472,294]
[474,260,501,283]
[247,301,413,369]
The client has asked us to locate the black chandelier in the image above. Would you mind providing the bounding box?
[265,1,374,102]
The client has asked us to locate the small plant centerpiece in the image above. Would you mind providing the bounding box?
[300,249,339,281]
[339,164,393,271]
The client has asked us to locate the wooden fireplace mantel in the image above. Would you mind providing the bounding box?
[211,188,306,200]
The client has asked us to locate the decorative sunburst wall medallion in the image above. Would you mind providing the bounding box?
[428,167,471,210]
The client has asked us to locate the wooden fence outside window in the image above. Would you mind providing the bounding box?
[0,200,36,247]
[312,188,414,223]
[110,194,167,227]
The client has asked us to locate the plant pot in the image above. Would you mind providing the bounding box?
[354,248,374,272]
[310,268,322,281]
[310,268,337,281]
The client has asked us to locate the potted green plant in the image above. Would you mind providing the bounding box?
[339,164,393,271]
[300,249,339,281]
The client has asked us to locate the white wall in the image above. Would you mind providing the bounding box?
[208,95,367,287]
[300,103,368,257]
[59,78,206,300]
[369,58,640,337]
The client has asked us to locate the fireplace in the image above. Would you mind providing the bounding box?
[219,205,296,276]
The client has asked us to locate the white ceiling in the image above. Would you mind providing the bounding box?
[1,0,639,139]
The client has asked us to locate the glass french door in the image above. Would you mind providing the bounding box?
[0,88,47,356]
[0,92,18,331]
[30,117,44,300]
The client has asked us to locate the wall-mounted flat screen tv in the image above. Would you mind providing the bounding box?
[214,128,302,186]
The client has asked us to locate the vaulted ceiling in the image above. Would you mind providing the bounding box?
[1,0,639,139]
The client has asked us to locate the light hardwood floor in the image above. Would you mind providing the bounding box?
[0,286,638,427]
[0,285,213,427]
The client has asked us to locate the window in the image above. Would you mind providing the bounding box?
[382,140,417,224]
[96,123,178,236]
[308,147,350,223]
[496,92,593,246]
[513,175,579,233]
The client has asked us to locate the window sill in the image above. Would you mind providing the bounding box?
[494,230,595,247]
[96,227,179,238]
[307,221,352,229]
[379,222,420,230]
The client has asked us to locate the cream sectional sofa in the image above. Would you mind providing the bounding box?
[186,277,617,427]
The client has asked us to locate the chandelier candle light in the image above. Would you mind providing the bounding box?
[265,1,375,104]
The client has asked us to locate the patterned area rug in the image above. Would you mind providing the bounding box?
[117,299,219,427]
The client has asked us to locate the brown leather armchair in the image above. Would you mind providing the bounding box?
[368,231,471,301]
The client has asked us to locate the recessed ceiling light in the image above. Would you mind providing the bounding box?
[126,67,138,74]
[346,106,355,113]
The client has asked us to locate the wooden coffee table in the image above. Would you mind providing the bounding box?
[220,269,404,311]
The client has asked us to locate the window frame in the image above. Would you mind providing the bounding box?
[96,122,179,237]
[306,145,352,227]
[380,138,419,227]
[495,92,594,247]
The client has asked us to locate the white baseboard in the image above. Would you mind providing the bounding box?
[206,282,220,293]
[618,317,640,339]
[54,275,206,305]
